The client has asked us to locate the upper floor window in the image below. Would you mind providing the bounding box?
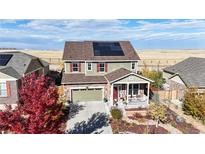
[99,63,105,72]
[87,63,92,71]
[97,62,107,73]
[71,63,81,72]
[73,63,79,72]
[0,81,7,97]
[131,62,135,70]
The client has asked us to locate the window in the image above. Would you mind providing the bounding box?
[72,63,79,72]
[87,63,92,71]
[133,84,139,95]
[0,82,7,97]
[99,63,105,72]
[131,62,135,70]
[129,84,132,95]
[128,84,139,96]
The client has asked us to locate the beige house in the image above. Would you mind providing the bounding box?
[61,41,153,108]
[163,57,205,100]
[0,52,49,107]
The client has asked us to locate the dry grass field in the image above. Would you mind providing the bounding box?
[1,49,205,71]
[138,49,205,59]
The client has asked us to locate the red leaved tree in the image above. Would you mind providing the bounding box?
[0,73,65,134]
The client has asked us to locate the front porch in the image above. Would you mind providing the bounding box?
[105,68,153,108]
[111,83,150,108]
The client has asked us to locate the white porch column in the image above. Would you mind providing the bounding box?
[147,83,150,105]
[110,84,113,106]
[126,83,129,104]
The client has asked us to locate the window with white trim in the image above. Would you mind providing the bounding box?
[87,63,92,71]
[131,62,135,70]
[72,63,79,72]
[99,63,105,72]
[0,81,7,97]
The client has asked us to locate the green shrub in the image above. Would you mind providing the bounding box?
[148,102,167,123]
[183,87,205,121]
[110,108,123,120]
[141,65,165,89]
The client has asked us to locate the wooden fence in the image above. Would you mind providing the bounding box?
[153,90,179,101]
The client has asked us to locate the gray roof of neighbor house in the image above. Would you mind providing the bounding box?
[62,41,140,61]
[163,57,205,88]
[0,51,49,79]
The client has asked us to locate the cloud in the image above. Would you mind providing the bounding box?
[0,19,205,49]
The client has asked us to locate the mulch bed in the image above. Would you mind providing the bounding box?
[126,107,200,134]
[166,108,200,134]
[125,107,147,111]
[128,112,151,120]
[110,119,169,134]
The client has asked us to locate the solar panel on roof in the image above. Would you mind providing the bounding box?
[93,42,124,56]
[0,54,13,66]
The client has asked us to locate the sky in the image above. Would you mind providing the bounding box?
[0,19,205,50]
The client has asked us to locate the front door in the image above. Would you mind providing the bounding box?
[113,86,118,101]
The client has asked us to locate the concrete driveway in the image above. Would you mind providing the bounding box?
[66,101,113,134]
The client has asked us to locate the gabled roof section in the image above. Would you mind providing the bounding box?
[25,58,46,74]
[105,68,153,83]
[164,57,205,88]
[0,51,48,78]
[62,41,140,61]
[0,67,21,79]
[105,68,132,82]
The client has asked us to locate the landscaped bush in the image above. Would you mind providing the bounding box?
[183,87,205,122]
[110,108,123,120]
[148,102,167,123]
[141,65,165,89]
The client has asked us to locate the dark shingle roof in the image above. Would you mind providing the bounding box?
[0,51,49,79]
[0,67,21,79]
[62,41,140,61]
[61,73,107,84]
[105,68,131,82]
[164,57,205,88]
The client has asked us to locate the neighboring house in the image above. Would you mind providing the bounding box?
[163,57,205,100]
[61,41,153,108]
[0,51,49,106]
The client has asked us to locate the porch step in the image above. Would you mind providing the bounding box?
[125,103,148,109]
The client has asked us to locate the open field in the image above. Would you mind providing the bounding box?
[2,49,205,71]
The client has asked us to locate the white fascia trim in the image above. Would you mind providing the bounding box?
[70,86,105,90]
[0,78,17,81]
[115,81,149,84]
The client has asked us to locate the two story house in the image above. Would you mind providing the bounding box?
[0,51,49,107]
[61,41,153,108]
